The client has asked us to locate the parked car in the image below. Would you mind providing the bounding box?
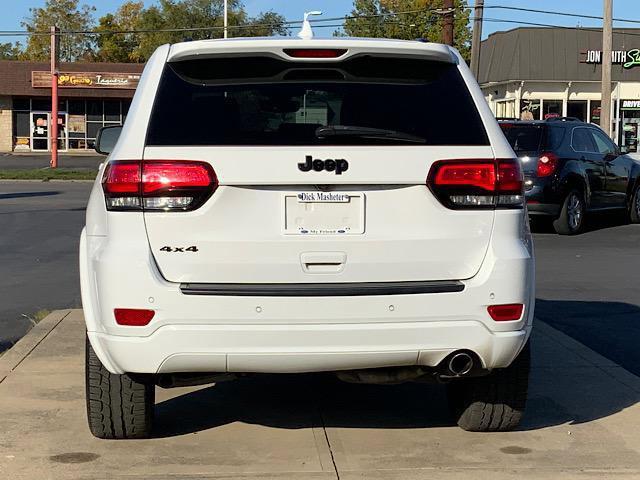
[499,117,640,234]
[81,36,535,438]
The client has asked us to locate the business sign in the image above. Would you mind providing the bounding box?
[582,49,640,69]
[32,71,140,89]
[621,100,640,110]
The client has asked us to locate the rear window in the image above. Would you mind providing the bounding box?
[500,124,543,153]
[145,55,489,146]
[500,123,566,153]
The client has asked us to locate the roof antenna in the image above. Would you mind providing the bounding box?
[298,11,322,39]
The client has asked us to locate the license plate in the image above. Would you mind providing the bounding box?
[283,192,365,235]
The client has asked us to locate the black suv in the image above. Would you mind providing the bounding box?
[499,118,640,234]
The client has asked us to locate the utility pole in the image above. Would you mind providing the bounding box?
[50,26,59,169]
[442,0,454,46]
[601,0,613,137]
[470,0,484,79]
[223,0,228,38]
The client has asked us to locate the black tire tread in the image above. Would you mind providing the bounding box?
[85,335,154,439]
[447,342,530,432]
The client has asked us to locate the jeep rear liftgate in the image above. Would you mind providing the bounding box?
[136,52,497,284]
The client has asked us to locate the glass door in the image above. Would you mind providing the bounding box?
[57,112,68,152]
[31,112,49,151]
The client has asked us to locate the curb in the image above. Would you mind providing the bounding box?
[0,310,71,384]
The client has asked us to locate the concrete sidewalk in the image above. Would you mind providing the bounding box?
[1,310,640,479]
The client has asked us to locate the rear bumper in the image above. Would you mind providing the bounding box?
[88,322,530,374]
[80,210,535,375]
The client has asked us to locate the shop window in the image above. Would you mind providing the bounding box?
[542,100,562,119]
[87,100,103,121]
[68,100,85,115]
[590,101,601,125]
[104,100,121,122]
[13,98,30,111]
[495,100,516,119]
[86,122,102,139]
[567,101,587,122]
[32,98,52,111]
[520,99,541,120]
[13,111,30,137]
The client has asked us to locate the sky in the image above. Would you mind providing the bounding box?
[1,0,639,43]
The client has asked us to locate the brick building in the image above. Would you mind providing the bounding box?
[0,61,144,152]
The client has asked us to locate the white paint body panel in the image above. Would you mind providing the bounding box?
[81,37,534,375]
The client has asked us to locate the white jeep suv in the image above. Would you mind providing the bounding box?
[81,37,534,439]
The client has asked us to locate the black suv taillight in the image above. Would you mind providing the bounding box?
[102,160,217,211]
[427,159,523,209]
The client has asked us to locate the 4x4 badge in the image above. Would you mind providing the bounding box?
[298,156,349,175]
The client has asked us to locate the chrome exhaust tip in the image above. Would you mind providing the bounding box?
[447,352,474,376]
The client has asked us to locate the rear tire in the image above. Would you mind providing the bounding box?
[553,189,585,235]
[447,342,530,432]
[630,184,640,224]
[85,335,154,439]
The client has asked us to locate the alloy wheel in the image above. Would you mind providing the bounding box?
[567,193,583,231]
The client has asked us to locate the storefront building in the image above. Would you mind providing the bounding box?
[479,27,640,152]
[0,60,143,152]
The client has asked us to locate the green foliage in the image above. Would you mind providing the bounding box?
[0,42,22,60]
[94,1,144,63]
[98,0,288,62]
[342,0,472,61]
[14,0,288,63]
[21,0,96,62]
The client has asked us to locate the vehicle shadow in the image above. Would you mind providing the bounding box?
[0,191,60,200]
[153,298,640,438]
[530,210,630,235]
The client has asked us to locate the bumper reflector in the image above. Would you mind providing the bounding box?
[487,304,524,321]
[114,308,155,326]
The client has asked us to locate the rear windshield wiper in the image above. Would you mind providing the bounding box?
[315,125,426,144]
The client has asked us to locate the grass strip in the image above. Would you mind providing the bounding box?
[0,169,97,180]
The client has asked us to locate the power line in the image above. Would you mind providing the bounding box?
[0,6,459,37]
[484,5,640,26]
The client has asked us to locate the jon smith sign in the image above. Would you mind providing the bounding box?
[581,49,640,69]
[32,71,140,89]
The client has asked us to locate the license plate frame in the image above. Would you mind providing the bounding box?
[283,192,365,235]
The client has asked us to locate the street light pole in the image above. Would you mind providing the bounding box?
[470,0,484,79]
[223,0,228,39]
[50,26,59,169]
[601,0,613,137]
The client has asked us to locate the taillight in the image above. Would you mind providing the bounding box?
[283,48,347,58]
[487,304,524,322]
[114,308,155,326]
[427,159,523,209]
[537,152,558,177]
[102,160,217,212]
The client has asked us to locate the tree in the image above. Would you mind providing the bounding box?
[0,42,22,60]
[94,1,144,63]
[124,0,288,62]
[21,0,96,62]
[342,0,472,61]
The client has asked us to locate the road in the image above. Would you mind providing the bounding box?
[0,153,102,170]
[0,181,92,350]
[1,180,639,369]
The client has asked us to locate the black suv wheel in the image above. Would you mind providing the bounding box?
[630,184,640,224]
[447,342,530,432]
[85,336,155,439]
[553,189,585,235]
